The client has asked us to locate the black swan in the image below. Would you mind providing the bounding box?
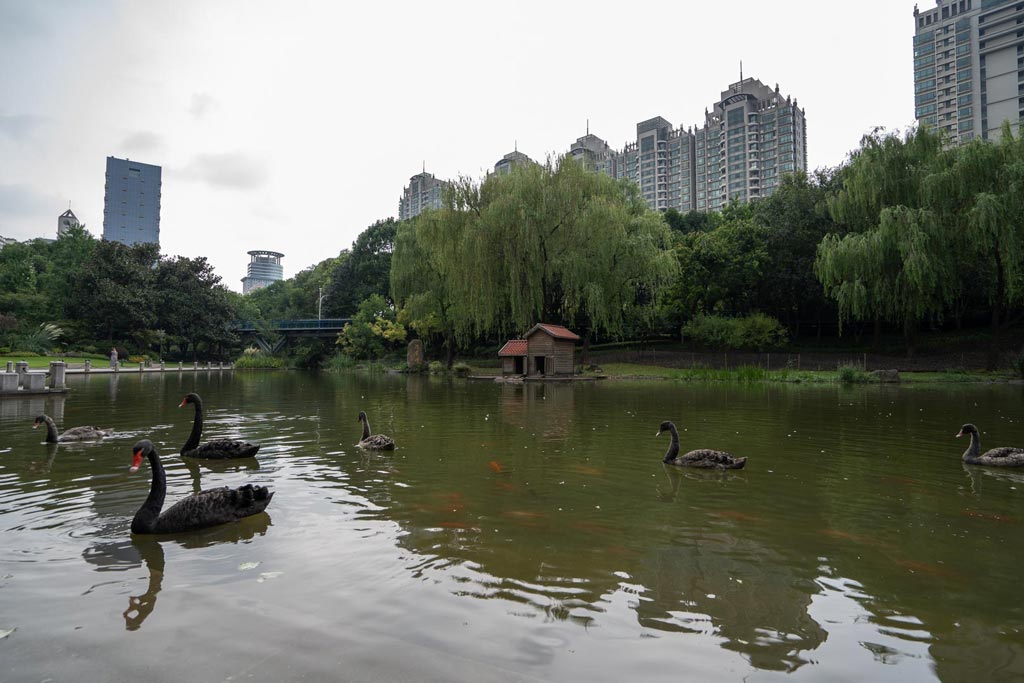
[128,439,273,534]
[657,420,746,469]
[956,424,1024,467]
[178,393,260,459]
[357,411,395,450]
[33,414,113,442]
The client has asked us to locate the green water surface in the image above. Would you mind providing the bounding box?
[0,371,1022,682]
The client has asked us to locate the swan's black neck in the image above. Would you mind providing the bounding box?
[962,430,981,462]
[42,415,59,443]
[361,418,371,441]
[131,448,166,534]
[663,424,680,463]
[182,399,204,454]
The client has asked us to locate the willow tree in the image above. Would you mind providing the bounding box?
[390,183,475,368]
[816,127,949,353]
[923,124,1024,368]
[462,157,677,354]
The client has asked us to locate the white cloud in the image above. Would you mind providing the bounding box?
[188,92,218,119]
[120,130,165,153]
[178,152,269,190]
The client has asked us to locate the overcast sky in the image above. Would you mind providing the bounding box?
[0,0,918,290]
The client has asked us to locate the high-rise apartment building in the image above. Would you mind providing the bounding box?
[241,250,285,294]
[572,77,805,213]
[695,78,806,211]
[57,208,80,237]
[913,0,1024,144]
[396,75,805,218]
[398,171,450,221]
[102,156,162,246]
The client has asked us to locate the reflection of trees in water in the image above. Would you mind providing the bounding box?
[499,383,575,440]
[81,513,271,631]
[632,532,826,672]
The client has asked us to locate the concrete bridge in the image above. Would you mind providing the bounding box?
[233,319,352,353]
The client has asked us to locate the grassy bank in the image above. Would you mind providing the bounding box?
[595,363,1015,384]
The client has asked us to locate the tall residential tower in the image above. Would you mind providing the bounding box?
[913,0,1024,144]
[398,171,450,221]
[102,156,162,246]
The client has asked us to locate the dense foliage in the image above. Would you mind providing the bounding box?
[0,227,238,360]
[392,158,678,365]
[816,125,1024,366]
[6,127,1022,369]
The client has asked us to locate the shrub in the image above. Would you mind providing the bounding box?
[428,360,444,374]
[1014,350,1024,379]
[732,313,789,351]
[452,362,472,377]
[326,354,356,371]
[683,314,788,351]
[234,350,286,369]
[837,363,872,384]
[682,314,733,349]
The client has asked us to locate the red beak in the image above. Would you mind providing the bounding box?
[129,450,143,473]
[178,398,187,408]
[955,431,963,438]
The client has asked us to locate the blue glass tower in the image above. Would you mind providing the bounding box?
[102,156,161,246]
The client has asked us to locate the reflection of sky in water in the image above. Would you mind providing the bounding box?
[2,373,1023,681]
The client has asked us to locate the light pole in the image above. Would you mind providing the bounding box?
[317,287,329,321]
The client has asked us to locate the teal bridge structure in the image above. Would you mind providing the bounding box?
[233,319,351,353]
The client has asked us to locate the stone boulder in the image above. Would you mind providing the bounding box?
[407,339,425,369]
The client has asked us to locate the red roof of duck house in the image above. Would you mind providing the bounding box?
[527,323,581,341]
[498,339,528,356]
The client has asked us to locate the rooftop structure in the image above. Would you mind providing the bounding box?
[57,208,80,237]
[493,150,536,175]
[241,250,285,294]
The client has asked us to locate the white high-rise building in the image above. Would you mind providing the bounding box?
[913,0,1024,144]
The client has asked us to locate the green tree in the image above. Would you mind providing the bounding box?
[324,219,397,315]
[665,214,769,324]
[816,127,948,354]
[67,240,160,343]
[337,294,407,359]
[462,159,676,347]
[922,124,1024,368]
[752,170,845,339]
[155,256,236,360]
[391,201,469,368]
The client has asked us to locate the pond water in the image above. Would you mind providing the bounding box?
[1,371,1023,682]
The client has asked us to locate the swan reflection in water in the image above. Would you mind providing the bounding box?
[82,513,271,631]
[183,456,261,495]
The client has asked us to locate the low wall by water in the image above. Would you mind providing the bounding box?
[0,360,234,396]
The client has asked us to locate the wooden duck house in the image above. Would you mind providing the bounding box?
[499,323,580,377]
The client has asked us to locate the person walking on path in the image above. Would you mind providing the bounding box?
[110,347,118,369]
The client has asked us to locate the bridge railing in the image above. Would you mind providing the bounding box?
[234,319,352,332]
